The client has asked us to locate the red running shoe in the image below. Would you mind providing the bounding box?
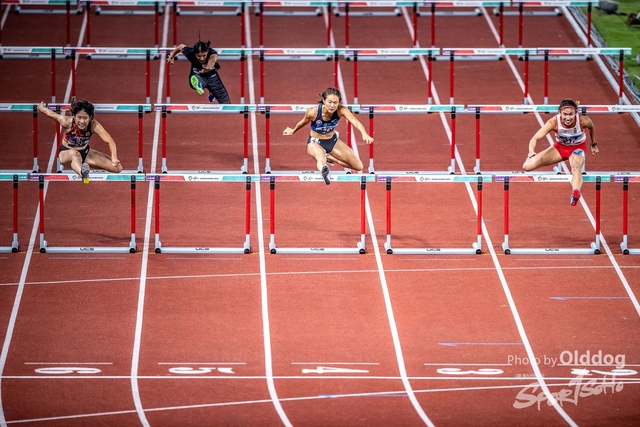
[570,188,581,206]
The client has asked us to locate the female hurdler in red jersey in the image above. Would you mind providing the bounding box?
[522,98,599,205]
[37,99,122,184]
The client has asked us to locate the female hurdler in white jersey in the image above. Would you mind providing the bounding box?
[283,87,374,185]
[522,98,599,206]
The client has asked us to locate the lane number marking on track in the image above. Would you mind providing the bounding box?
[167,366,236,375]
[34,367,102,374]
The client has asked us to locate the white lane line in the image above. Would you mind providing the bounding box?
[127,6,172,427]
[402,7,578,427]
[0,13,89,427]
[326,9,436,427]
[245,6,293,426]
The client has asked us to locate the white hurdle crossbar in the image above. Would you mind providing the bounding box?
[154,104,253,173]
[266,172,374,254]
[617,174,640,255]
[149,173,257,254]
[0,173,29,253]
[498,173,608,255]
[32,172,143,253]
[380,173,491,254]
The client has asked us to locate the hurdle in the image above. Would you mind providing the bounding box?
[334,1,403,48]
[491,1,599,48]
[440,48,533,104]
[148,173,257,254]
[0,173,28,253]
[63,47,159,103]
[533,48,631,104]
[354,104,465,173]
[45,102,151,173]
[253,1,327,48]
[266,173,374,254]
[32,172,143,253]
[497,173,608,255]
[4,0,80,46]
[0,103,50,172]
[380,173,490,254]
[257,48,338,103]
[415,1,494,47]
[617,174,640,255]
[0,47,67,102]
[258,104,314,174]
[154,103,254,173]
[466,104,640,174]
[170,1,244,47]
[83,1,164,49]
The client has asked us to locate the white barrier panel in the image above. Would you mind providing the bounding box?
[378,173,491,254]
[147,173,256,254]
[31,172,143,253]
[0,173,29,253]
[265,172,372,254]
[497,173,609,255]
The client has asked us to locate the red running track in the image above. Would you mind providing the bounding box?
[0,3,639,426]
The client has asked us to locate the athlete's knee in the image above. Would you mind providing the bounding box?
[522,159,535,172]
[570,149,585,166]
[351,158,363,171]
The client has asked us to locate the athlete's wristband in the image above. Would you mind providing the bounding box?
[591,141,598,147]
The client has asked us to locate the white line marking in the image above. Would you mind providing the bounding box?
[127,6,173,427]
[331,10,435,427]
[5,380,638,425]
[0,263,635,288]
[0,13,89,427]
[245,7,292,426]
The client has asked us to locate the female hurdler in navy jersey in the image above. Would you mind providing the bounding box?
[283,88,374,185]
[522,98,599,206]
[37,99,122,184]
[166,39,231,104]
